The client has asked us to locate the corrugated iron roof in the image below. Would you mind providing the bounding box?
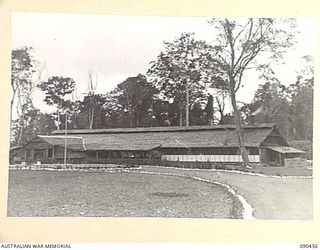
[37,135,86,151]
[41,124,278,151]
[52,123,276,135]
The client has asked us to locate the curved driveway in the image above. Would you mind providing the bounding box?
[137,166,313,220]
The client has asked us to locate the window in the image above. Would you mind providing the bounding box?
[26,150,31,159]
[135,152,142,158]
[249,148,259,155]
[97,151,109,159]
[120,152,128,158]
[34,150,45,160]
[48,149,53,158]
[110,152,118,158]
[222,148,237,155]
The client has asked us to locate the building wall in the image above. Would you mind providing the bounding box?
[9,148,23,163]
[53,146,86,159]
[161,154,260,163]
[160,147,259,155]
[22,142,86,162]
[160,147,259,163]
[260,148,269,163]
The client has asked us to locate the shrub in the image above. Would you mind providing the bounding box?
[214,163,227,170]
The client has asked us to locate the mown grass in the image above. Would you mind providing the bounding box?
[7,170,242,218]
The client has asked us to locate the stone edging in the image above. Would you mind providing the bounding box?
[144,165,312,179]
[121,169,255,220]
[9,164,312,179]
[9,166,255,219]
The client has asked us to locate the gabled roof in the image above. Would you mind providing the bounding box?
[9,145,22,151]
[46,123,280,151]
[35,135,86,151]
[52,123,275,135]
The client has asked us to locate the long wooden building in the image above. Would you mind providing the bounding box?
[11,123,305,166]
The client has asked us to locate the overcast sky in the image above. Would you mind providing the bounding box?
[12,13,316,113]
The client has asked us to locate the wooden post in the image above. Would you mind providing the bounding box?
[258,147,261,164]
[64,112,68,168]
[186,82,189,127]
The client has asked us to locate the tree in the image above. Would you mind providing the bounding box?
[204,95,214,125]
[11,108,55,146]
[11,47,47,145]
[189,101,205,125]
[11,47,34,124]
[84,70,98,129]
[110,74,158,127]
[38,76,75,130]
[146,99,172,127]
[288,56,314,140]
[241,80,291,137]
[147,32,216,126]
[208,18,296,167]
[75,94,110,129]
[215,89,229,124]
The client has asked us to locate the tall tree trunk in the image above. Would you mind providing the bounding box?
[16,118,24,146]
[57,110,60,130]
[89,106,94,129]
[219,110,224,124]
[10,98,15,141]
[10,92,16,126]
[228,79,251,168]
[57,100,63,130]
[64,112,68,167]
[73,110,78,129]
[185,82,189,126]
[179,110,183,126]
[10,86,17,143]
[16,101,26,145]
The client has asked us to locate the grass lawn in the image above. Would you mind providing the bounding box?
[7,170,242,218]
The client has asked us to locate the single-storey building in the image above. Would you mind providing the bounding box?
[11,123,305,166]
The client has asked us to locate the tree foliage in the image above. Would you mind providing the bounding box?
[11,108,55,146]
[12,18,313,163]
[288,56,314,140]
[75,94,110,129]
[109,74,158,127]
[38,76,75,130]
[147,32,218,126]
[207,18,297,167]
[11,48,34,110]
[240,55,313,141]
[11,47,36,145]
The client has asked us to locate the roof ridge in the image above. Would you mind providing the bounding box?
[38,135,84,139]
[51,123,276,135]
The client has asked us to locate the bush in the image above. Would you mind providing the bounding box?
[289,140,312,160]
[214,163,227,170]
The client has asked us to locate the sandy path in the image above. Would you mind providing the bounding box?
[138,166,313,220]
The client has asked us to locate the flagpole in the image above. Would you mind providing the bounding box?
[64,111,68,168]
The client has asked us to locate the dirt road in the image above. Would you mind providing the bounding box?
[138,166,313,220]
